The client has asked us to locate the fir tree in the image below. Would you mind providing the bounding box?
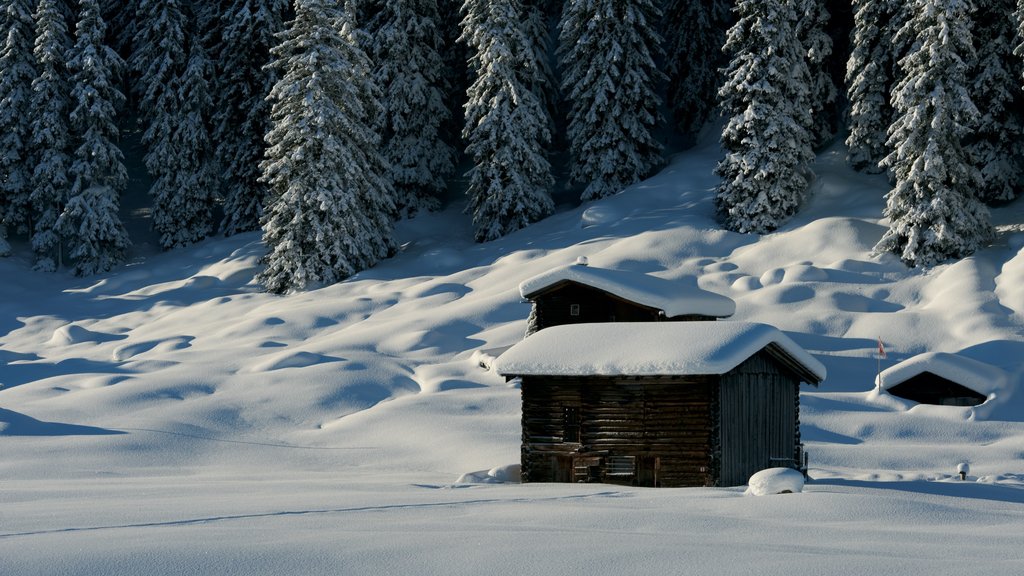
[558,0,664,201]
[715,0,814,234]
[209,0,290,236]
[663,0,731,136]
[966,0,1024,204]
[258,0,395,294]
[28,0,73,270]
[461,0,554,241]
[132,2,216,248]
[522,0,558,133]
[370,0,454,217]
[798,0,838,149]
[845,0,905,172]
[58,0,131,275]
[876,0,992,268]
[0,0,37,254]
[150,36,218,249]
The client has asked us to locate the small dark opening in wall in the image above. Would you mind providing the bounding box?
[569,304,580,316]
[563,406,580,443]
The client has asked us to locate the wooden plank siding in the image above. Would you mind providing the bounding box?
[520,376,717,487]
[519,351,806,487]
[526,282,716,334]
[717,354,800,486]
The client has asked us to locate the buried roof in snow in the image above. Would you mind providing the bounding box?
[518,260,736,318]
[494,321,826,383]
[876,352,1008,400]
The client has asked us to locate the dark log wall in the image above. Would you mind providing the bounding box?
[520,376,716,487]
[717,354,800,486]
[531,284,662,332]
[888,372,987,406]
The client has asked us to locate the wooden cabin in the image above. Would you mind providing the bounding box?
[495,322,826,487]
[519,259,735,334]
[878,352,1004,407]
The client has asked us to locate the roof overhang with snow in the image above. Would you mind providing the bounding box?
[518,262,736,319]
[494,321,826,385]
[876,352,1007,397]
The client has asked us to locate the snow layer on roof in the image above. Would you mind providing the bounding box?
[877,352,1009,397]
[518,262,736,318]
[494,321,826,382]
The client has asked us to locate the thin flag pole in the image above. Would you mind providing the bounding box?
[876,337,886,391]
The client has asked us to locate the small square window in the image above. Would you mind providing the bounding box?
[569,304,580,316]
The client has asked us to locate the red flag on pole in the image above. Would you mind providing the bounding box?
[877,337,886,359]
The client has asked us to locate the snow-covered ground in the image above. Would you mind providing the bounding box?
[3,133,1024,574]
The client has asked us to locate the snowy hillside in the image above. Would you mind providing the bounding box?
[3,135,1024,574]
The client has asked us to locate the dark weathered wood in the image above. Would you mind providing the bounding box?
[521,376,716,487]
[888,372,987,406]
[520,350,806,488]
[525,281,717,334]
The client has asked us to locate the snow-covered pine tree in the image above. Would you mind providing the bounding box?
[845,0,905,172]
[209,0,290,236]
[797,0,838,149]
[715,0,814,234]
[438,0,470,151]
[129,0,186,122]
[460,0,554,241]
[151,36,218,249]
[966,0,1024,204]
[58,0,131,275]
[558,0,664,201]
[663,0,731,137]
[131,2,216,249]
[0,0,38,255]
[258,0,395,294]
[370,0,454,218]
[103,0,139,56]
[522,0,558,134]
[28,0,73,271]
[876,0,992,268]
[1018,0,1024,87]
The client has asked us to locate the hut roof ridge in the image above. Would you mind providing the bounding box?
[518,263,736,318]
[494,321,826,383]
[876,352,1008,396]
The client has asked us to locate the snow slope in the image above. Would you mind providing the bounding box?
[3,134,1024,575]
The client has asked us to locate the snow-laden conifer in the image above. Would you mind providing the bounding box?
[876,0,992,268]
[28,0,72,270]
[258,0,395,294]
[966,0,1024,204]
[522,0,558,133]
[558,0,664,201]
[0,0,38,253]
[663,0,731,136]
[845,0,905,172]
[461,0,554,241]
[715,0,814,234]
[132,2,216,249]
[370,0,454,217]
[149,37,218,249]
[209,0,289,236]
[129,0,186,122]
[797,0,838,149]
[58,0,131,275]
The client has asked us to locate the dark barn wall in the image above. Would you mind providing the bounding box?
[527,282,716,334]
[520,376,717,487]
[530,284,661,332]
[888,372,987,406]
[717,354,801,486]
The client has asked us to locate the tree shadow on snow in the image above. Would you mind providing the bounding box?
[0,408,125,436]
[812,478,1024,505]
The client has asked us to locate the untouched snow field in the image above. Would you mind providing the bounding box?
[3,134,1024,574]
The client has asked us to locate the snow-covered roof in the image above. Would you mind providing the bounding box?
[518,261,736,318]
[494,321,826,383]
[877,352,1008,397]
